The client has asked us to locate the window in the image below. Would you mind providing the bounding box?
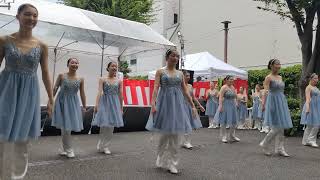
[174,13,178,24]
[130,59,137,65]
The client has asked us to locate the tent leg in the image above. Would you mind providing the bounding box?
[100,33,106,77]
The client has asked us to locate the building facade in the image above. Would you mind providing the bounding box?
[127,0,301,76]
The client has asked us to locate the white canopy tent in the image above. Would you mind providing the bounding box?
[148,52,247,80]
[0,0,174,74]
[0,0,174,104]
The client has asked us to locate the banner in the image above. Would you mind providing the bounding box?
[123,79,248,106]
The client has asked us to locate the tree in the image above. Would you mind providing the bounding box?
[254,0,320,102]
[119,61,131,78]
[59,0,156,25]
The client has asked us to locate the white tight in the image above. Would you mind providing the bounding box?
[220,125,237,140]
[0,141,29,180]
[302,126,319,145]
[61,130,72,152]
[157,134,180,167]
[260,128,286,152]
[97,127,114,150]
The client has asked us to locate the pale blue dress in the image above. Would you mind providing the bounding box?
[263,80,293,129]
[214,89,239,126]
[205,91,219,117]
[0,40,41,142]
[185,85,202,129]
[92,80,124,127]
[301,87,320,126]
[51,74,83,132]
[145,69,192,134]
[252,96,260,120]
[238,96,248,123]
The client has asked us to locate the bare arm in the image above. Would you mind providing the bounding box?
[205,90,210,100]
[53,74,63,96]
[181,76,195,108]
[118,80,124,111]
[233,87,238,106]
[95,78,104,111]
[218,86,226,111]
[151,69,162,107]
[262,76,271,110]
[0,36,5,67]
[190,86,202,107]
[305,86,312,112]
[40,42,54,107]
[80,78,87,109]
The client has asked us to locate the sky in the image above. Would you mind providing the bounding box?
[43,0,58,3]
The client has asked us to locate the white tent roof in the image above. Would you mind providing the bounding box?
[148,52,248,80]
[0,0,175,51]
[184,52,247,79]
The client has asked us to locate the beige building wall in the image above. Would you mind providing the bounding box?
[174,0,301,70]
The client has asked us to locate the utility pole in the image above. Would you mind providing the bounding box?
[221,21,231,63]
[177,31,185,69]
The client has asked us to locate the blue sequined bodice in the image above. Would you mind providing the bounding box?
[311,87,320,97]
[269,80,285,93]
[224,89,236,99]
[60,74,81,95]
[103,81,120,95]
[160,69,182,88]
[208,92,218,102]
[3,41,41,75]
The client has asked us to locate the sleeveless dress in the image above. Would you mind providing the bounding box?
[301,87,320,126]
[51,74,83,132]
[185,85,202,129]
[0,40,41,142]
[214,89,239,126]
[205,91,219,117]
[257,99,264,120]
[252,95,259,120]
[263,80,293,129]
[145,69,192,134]
[238,96,247,123]
[92,80,124,127]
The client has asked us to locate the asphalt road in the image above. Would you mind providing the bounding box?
[10,129,320,180]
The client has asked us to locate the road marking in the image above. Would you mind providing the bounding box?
[28,151,144,167]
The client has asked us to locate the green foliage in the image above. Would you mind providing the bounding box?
[128,75,148,80]
[248,64,302,136]
[59,0,157,25]
[287,97,301,110]
[253,0,318,21]
[119,61,131,78]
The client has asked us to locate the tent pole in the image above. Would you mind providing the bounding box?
[52,32,65,86]
[0,18,15,29]
[52,48,57,89]
[100,33,106,77]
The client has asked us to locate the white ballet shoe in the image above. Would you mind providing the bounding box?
[276,150,290,157]
[230,136,240,142]
[168,165,178,174]
[182,142,193,149]
[59,149,75,158]
[59,149,67,156]
[103,148,111,155]
[306,142,319,148]
[259,142,271,156]
[221,137,228,143]
[67,151,75,158]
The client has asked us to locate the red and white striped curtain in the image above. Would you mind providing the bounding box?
[122,79,248,106]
